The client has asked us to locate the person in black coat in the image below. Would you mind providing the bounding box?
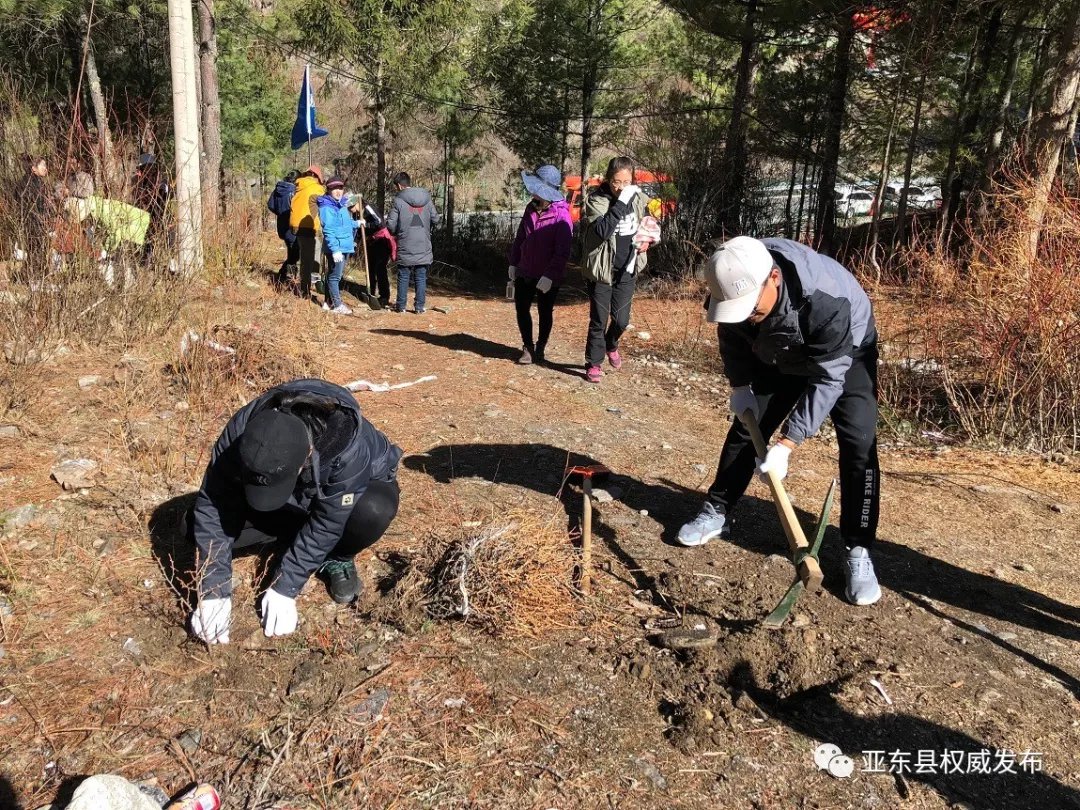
[18,155,53,265]
[267,170,300,286]
[359,200,393,309]
[187,379,403,643]
[132,153,172,260]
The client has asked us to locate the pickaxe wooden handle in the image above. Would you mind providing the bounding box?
[564,464,610,596]
[741,410,824,592]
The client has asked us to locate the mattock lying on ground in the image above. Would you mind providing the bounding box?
[741,410,835,628]
[563,463,611,596]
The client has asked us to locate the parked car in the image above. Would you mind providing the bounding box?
[884,181,941,210]
[835,185,875,219]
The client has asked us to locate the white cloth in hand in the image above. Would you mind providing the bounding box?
[617,184,640,204]
[536,276,553,294]
[757,443,792,483]
[508,265,518,280]
[332,251,345,264]
[730,385,759,425]
[190,597,231,644]
[261,588,298,638]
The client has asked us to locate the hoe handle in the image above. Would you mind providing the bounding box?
[741,410,824,592]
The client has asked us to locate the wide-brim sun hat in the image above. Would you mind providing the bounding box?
[704,236,774,323]
[522,164,564,203]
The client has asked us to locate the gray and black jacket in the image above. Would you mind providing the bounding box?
[386,186,440,266]
[192,379,402,599]
[717,238,876,444]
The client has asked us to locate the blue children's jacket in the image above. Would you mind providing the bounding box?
[317,194,360,254]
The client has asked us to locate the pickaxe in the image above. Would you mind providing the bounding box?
[763,477,835,628]
[741,411,827,624]
[563,463,610,596]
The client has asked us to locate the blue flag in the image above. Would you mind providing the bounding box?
[290,65,329,150]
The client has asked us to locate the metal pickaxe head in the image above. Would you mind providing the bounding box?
[564,463,610,484]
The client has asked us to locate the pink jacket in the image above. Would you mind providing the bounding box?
[508,199,572,283]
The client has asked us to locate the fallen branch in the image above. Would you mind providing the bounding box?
[344,374,437,393]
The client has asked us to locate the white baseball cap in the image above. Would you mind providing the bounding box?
[704,236,775,323]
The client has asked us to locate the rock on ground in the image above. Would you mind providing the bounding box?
[64,775,161,810]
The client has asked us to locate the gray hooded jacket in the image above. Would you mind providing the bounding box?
[387,186,440,266]
[717,238,876,444]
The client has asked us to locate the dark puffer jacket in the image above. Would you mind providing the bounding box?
[192,379,402,599]
[717,238,876,444]
[267,179,297,241]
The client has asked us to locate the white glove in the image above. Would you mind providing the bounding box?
[757,444,792,483]
[536,276,553,294]
[730,385,759,425]
[261,588,298,638]
[508,265,518,280]
[617,184,640,204]
[332,251,345,264]
[190,597,231,644]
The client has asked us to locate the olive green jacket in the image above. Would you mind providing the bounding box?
[582,187,651,284]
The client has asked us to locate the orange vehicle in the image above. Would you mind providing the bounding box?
[564,170,676,225]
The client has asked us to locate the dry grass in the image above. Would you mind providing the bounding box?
[167,322,326,413]
[878,178,1080,451]
[376,510,582,638]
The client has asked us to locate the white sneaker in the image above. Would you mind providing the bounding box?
[844,546,882,605]
[321,301,331,311]
[677,502,729,547]
[331,304,353,316]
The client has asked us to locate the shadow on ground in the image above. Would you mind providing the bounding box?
[742,665,1080,808]
[372,329,587,379]
[147,493,200,608]
[403,441,1080,697]
[403,441,799,617]
[0,776,20,810]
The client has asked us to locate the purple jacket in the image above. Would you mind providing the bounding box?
[508,199,573,283]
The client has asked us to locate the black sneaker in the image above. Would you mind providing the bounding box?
[318,557,362,604]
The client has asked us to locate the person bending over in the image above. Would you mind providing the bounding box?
[188,379,403,643]
[677,236,882,606]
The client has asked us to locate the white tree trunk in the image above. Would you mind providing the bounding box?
[168,0,204,275]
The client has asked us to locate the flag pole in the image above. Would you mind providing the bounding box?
[306,64,313,168]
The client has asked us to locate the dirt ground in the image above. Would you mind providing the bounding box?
[0,259,1078,810]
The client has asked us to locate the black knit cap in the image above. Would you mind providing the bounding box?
[238,410,310,511]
